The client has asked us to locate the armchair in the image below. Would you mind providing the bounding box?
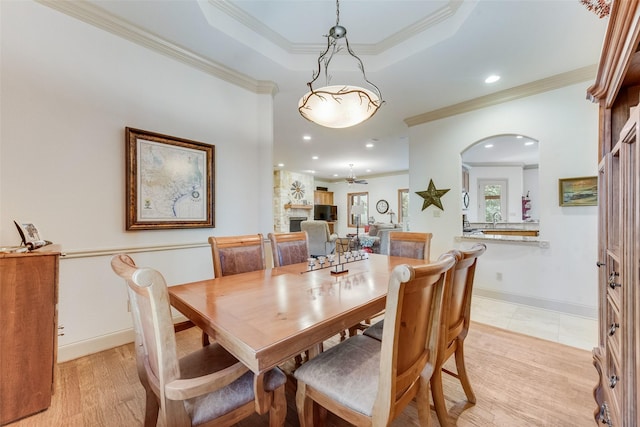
[300,220,338,257]
[367,222,403,254]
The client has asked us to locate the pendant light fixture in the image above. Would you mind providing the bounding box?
[298,0,383,129]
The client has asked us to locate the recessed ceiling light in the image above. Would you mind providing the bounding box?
[277,163,284,167]
[303,135,311,141]
[366,169,372,173]
[485,75,500,84]
[484,143,494,148]
[312,156,319,160]
[307,170,315,174]
[333,174,339,177]
[365,143,374,148]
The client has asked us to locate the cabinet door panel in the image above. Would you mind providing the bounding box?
[0,253,57,424]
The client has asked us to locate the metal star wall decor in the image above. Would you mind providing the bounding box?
[416,179,450,211]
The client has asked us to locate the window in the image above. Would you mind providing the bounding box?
[398,188,409,223]
[478,179,507,222]
[347,192,368,227]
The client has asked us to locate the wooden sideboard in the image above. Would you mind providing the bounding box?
[0,247,60,425]
[587,1,640,425]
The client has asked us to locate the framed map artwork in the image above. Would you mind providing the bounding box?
[125,127,215,230]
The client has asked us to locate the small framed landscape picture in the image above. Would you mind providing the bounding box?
[558,176,598,207]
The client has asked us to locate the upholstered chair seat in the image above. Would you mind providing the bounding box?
[362,320,383,341]
[293,335,381,416]
[180,344,286,425]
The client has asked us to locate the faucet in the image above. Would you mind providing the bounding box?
[492,211,502,227]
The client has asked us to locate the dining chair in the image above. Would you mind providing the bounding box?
[268,231,310,267]
[294,252,458,427]
[209,233,266,278]
[349,231,434,338]
[152,234,265,339]
[363,243,486,425]
[268,231,312,365]
[430,243,486,427]
[203,233,268,345]
[110,254,287,427]
[388,231,433,261]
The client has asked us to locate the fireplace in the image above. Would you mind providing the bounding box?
[289,217,307,232]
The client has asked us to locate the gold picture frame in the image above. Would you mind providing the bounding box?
[558,176,597,207]
[126,127,215,230]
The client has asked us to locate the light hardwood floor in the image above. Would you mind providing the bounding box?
[10,321,596,427]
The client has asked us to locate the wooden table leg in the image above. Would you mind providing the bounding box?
[253,373,272,415]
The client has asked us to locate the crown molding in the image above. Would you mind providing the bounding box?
[369,1,463,55]
[36,0,278,95]
[327,169,409,183]
[207,0,462,56]
[404,64,598,127]
[464,162,530,168]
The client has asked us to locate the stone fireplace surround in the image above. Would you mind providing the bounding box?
[273,170,315,232]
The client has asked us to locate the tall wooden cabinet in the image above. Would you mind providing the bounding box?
[313,190,334,205]
[587,1,640,425]
[314,190,336,233]
[0,248,60,425]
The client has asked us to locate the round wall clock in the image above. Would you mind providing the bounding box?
[376,199,389,214]
[290,180,306,200]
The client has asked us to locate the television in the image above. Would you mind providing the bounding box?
[314,204,337,221]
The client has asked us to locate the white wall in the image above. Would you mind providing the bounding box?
[1,2,274,360]
[408,82,599,317]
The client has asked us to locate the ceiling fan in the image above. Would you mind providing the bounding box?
[345,164,368,185]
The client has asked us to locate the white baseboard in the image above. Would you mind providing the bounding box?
[57,315,189,363]
[57,329,135,363]
[474,287,597,319]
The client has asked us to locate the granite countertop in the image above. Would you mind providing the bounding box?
[460,233,540,243]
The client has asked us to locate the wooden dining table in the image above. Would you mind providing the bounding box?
[168,253,428,412]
